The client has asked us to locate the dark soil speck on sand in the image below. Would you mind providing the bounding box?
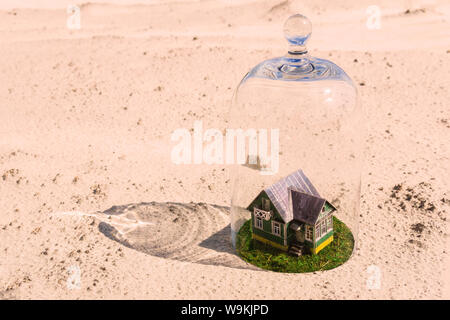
[387,182,446,220]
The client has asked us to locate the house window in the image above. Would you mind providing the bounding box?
[327,215,333,231]
[254,216,263,230]
[272,221,281,236]
[305,225,313,241]
[262,198,270,211]
[315,224,321,239]
[321,219,327,235]
[314,218,332,241]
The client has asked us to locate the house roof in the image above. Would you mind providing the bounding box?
[264,169,321,223]
[291,189,326,225]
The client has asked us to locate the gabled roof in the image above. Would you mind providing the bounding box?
[264,169,320,223]
[291,189,326,225]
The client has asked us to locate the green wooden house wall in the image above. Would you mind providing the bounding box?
[315,230,333,248]
[247,191,286,246]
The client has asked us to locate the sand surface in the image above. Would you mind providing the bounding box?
[0,0,449,299]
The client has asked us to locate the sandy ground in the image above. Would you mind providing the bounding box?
[0,0,449,299]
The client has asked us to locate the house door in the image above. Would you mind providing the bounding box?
[295,229,305,243]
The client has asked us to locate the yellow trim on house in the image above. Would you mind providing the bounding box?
[252,233,288,251]
[312,235,333,254]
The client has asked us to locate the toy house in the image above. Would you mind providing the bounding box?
[247,169,336,255]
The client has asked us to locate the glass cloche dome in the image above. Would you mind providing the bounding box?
[229,14,363,272]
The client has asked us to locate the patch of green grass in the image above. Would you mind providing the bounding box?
[235,217,354,273]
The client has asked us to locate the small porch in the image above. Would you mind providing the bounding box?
[288,221,310,256]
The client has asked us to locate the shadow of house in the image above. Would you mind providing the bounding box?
[98,201,258,270]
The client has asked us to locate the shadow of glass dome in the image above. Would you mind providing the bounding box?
[97,201,259,270]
